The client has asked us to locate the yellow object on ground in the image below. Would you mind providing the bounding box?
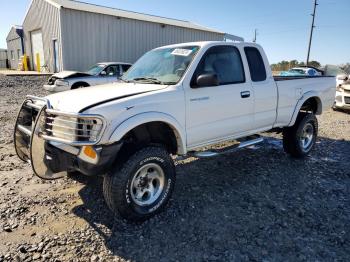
[23,55,28,71]
[36,53,40,73]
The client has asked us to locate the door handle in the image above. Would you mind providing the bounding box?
[241,91,250,98]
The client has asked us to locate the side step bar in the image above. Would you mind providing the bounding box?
[192,136,264,159]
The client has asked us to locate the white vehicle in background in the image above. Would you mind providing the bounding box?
[323,64,349,87]
[334,79,350,110]
[336,74,349,88]
[322,65,350,110]
[15,41,335,222]
[44,62,132,92]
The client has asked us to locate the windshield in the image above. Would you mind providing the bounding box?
[122,46,200,84]
[86,64,105,75]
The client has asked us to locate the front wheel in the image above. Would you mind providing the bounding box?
[282,113,318,158]
[103,146,176,222]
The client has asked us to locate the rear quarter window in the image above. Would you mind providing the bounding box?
[244,47,267,82]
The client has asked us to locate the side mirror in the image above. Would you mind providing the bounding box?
[195,73,219,88]
[100,71,107,76]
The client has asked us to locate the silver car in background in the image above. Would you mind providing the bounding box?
[44,62,132,92]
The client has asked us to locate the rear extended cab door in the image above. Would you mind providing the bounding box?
[243,45,278,131]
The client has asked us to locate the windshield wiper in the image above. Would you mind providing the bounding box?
[131,77,162,84]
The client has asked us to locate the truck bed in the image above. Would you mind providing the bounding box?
[273,76,335,127]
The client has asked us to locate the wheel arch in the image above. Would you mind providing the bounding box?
[71,81,90,89]
[109,112,187,155]
[288,92,322,126]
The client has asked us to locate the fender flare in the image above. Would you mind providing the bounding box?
[288,91,322,126]
[109,112,187,155]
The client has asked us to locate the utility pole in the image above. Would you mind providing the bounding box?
[306,0,318,65]
[253,29,258,43]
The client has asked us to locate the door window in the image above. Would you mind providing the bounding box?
[104,65,120,76]
[244,47,267,82]
[192,46,245,87]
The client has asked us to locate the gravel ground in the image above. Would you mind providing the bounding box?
[0,75,349,262]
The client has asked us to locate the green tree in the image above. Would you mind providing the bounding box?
[271,60,321,72]
[307,61,321,68]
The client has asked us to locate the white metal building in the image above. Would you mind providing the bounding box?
[6,26,24,69]
[20,0,243,72]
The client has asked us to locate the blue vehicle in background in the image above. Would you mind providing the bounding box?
[280,67,322,77]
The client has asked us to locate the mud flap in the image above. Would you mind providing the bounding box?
[14,101,66,180]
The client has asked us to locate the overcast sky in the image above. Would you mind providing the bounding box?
[0,0,349,65]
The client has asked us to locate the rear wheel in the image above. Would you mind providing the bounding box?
[282,113,318,158]
[103,146,175,222]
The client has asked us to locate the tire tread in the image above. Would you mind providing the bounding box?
[103,146,175,221]
[282,113,318,158]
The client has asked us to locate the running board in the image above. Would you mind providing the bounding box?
[192,136,264,159]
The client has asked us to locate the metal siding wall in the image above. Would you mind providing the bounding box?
[61,8,223,71]
[0,50,8,68]
[22,0,61,72]
[0,50,7,60]
[6,38,22,69]
[6,27,20,42]
[6,27,23,69]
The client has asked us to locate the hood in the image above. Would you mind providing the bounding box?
[51,71,91,79]
[46,82,168,112]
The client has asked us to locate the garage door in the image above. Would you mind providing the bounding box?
[31,30,45,70]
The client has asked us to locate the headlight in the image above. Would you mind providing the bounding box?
[55,79,69,87]
[336,85,344,92]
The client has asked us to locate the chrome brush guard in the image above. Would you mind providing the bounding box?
[14,95,106,180]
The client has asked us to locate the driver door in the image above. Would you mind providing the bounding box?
[104,65,121,83]
[185,45,254,148]
[95,65,121,85]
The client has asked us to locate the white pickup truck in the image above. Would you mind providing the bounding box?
[14,41,335,221]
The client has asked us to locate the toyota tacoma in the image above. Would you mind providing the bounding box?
[14,41,335,221]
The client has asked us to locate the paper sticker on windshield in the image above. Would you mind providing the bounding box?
[171,49,193,56]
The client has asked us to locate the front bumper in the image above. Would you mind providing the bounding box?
[45,142,122,176]
[14,95,110,179]
[334,90,350,109]
[43,84,70,93]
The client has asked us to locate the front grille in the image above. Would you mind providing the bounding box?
[44,112,104,144]
[15,96,106,147]
[344,96,350,104]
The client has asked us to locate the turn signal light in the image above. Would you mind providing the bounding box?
[83,146,97,159]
